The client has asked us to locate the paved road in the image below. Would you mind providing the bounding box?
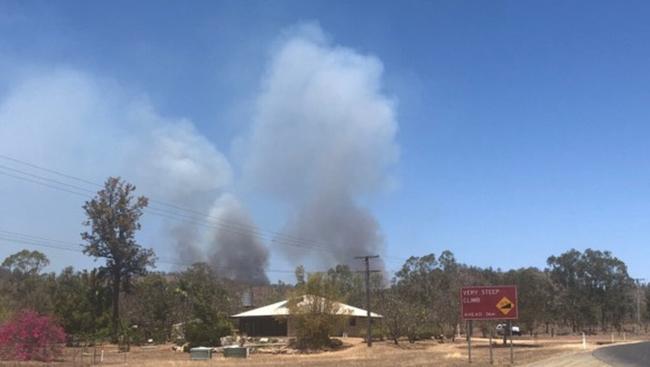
[593,341,650,367]
[523,351,609,367]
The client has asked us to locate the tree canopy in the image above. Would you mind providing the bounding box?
[81,177,155,340]
[1,250,49,275]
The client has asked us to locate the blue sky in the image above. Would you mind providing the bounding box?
[1,1,649,281]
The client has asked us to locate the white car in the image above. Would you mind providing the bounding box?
[496,323,521,336]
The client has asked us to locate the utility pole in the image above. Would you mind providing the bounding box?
[355,255,380,347]
[635,278,645,333]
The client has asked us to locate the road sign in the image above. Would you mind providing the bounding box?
[496,296,514,315]
[460,285,518,320]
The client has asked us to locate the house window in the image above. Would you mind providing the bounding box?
[349,317,356,326]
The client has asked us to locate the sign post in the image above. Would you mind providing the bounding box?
[489,327,494,365]
[467,320,473,363]
[460,285,519,364]
[508,320,514,364]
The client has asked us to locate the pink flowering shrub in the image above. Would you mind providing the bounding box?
[0,310,66,361]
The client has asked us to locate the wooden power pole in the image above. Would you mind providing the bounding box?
[355,255,380,347]
[635,278,645,333]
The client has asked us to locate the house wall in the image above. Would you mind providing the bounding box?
[237,316,383,338]
[237,316,287,337]
[287,316,381,338]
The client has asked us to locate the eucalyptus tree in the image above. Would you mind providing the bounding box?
[81,177,155,340]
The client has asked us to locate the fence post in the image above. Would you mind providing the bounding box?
[489,328,494,365]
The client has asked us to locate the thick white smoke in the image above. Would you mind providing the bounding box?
[0,69,269,282]
[243,24,399,267]
[0,70,231,207]
[0,23,399,279]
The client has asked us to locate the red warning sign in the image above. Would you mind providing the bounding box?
[460,285,518,320]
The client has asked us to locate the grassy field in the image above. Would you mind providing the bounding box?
[4,335,645,366]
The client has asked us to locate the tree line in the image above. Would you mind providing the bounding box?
[377,249,645,344]
[0,176,648,349]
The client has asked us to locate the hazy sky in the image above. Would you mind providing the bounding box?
[1,1,649,281]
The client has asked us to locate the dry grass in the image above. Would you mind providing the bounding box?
[2,334,647,366]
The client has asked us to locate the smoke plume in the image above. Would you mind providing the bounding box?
[244,24,399,268]
[0,69,270,282]
[207,194,269,284]
[0,23,398,280]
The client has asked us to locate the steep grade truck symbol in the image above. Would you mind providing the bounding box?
[496,296,514,315]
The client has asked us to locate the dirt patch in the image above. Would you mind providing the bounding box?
[2,335,647,366]
[470,343,544,349]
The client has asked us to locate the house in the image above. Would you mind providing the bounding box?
[231,296,382,337]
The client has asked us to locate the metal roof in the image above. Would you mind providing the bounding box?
[232,296,383,318]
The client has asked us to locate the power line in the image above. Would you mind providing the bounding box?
[0,156,411,262]
[0,157,295,243]
[0,154,100,187]
[0,166,345,256]
[0,163,96,194]
[0,229,402,277]
[0,166,305,253]
[0,167,91,198]
[0,229,83,248]
[0,236,82,254]
[0,154,382,255]
[0,232,308,274]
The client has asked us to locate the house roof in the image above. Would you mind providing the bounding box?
[232,296,383,318]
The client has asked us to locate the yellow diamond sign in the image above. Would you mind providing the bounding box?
[496,296,514,315]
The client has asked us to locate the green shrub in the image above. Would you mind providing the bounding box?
[287,273,347,350]
[184,319,231,349]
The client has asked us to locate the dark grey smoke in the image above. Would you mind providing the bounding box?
[125,111,270,282]
[282,189,384,268]
[207,194,270,284]
[243,23,399,269]
[170,224,203,267]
